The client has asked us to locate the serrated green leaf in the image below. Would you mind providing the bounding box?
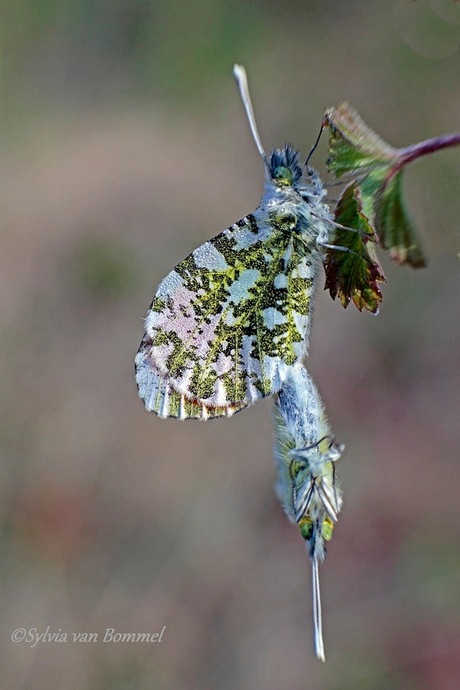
[375,171,427,268]
[324,182,385,314]
[324,102,398,177]
[324,102,429,272]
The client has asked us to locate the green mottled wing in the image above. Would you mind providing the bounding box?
[136,212,319,416]
[135,338,247,419]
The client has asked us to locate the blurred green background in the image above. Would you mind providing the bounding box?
[1,1,460,688]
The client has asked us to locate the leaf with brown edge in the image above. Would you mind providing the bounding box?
[323,102,434,271]
[324,182,386,314]
[324,102,399,178]
[375,170,427,268]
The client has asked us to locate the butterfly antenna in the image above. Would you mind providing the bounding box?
[305,123,325,170]
[312,556,326,662]
[233,64,268,172]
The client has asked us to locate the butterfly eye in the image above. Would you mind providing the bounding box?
[299,518,314,541]
[273,166,293,185]
[322,519,334,542]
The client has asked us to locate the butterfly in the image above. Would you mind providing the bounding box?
[135,65,335,419]
[274,362,344,661]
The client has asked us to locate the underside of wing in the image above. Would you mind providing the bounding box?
[135,338,247,419]
[140,213,316,410]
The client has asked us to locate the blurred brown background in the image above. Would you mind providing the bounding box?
[1,1,460,688]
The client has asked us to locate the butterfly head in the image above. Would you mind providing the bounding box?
[269,145,303,187]
[299,515,334,541]
[299,515,334,560]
